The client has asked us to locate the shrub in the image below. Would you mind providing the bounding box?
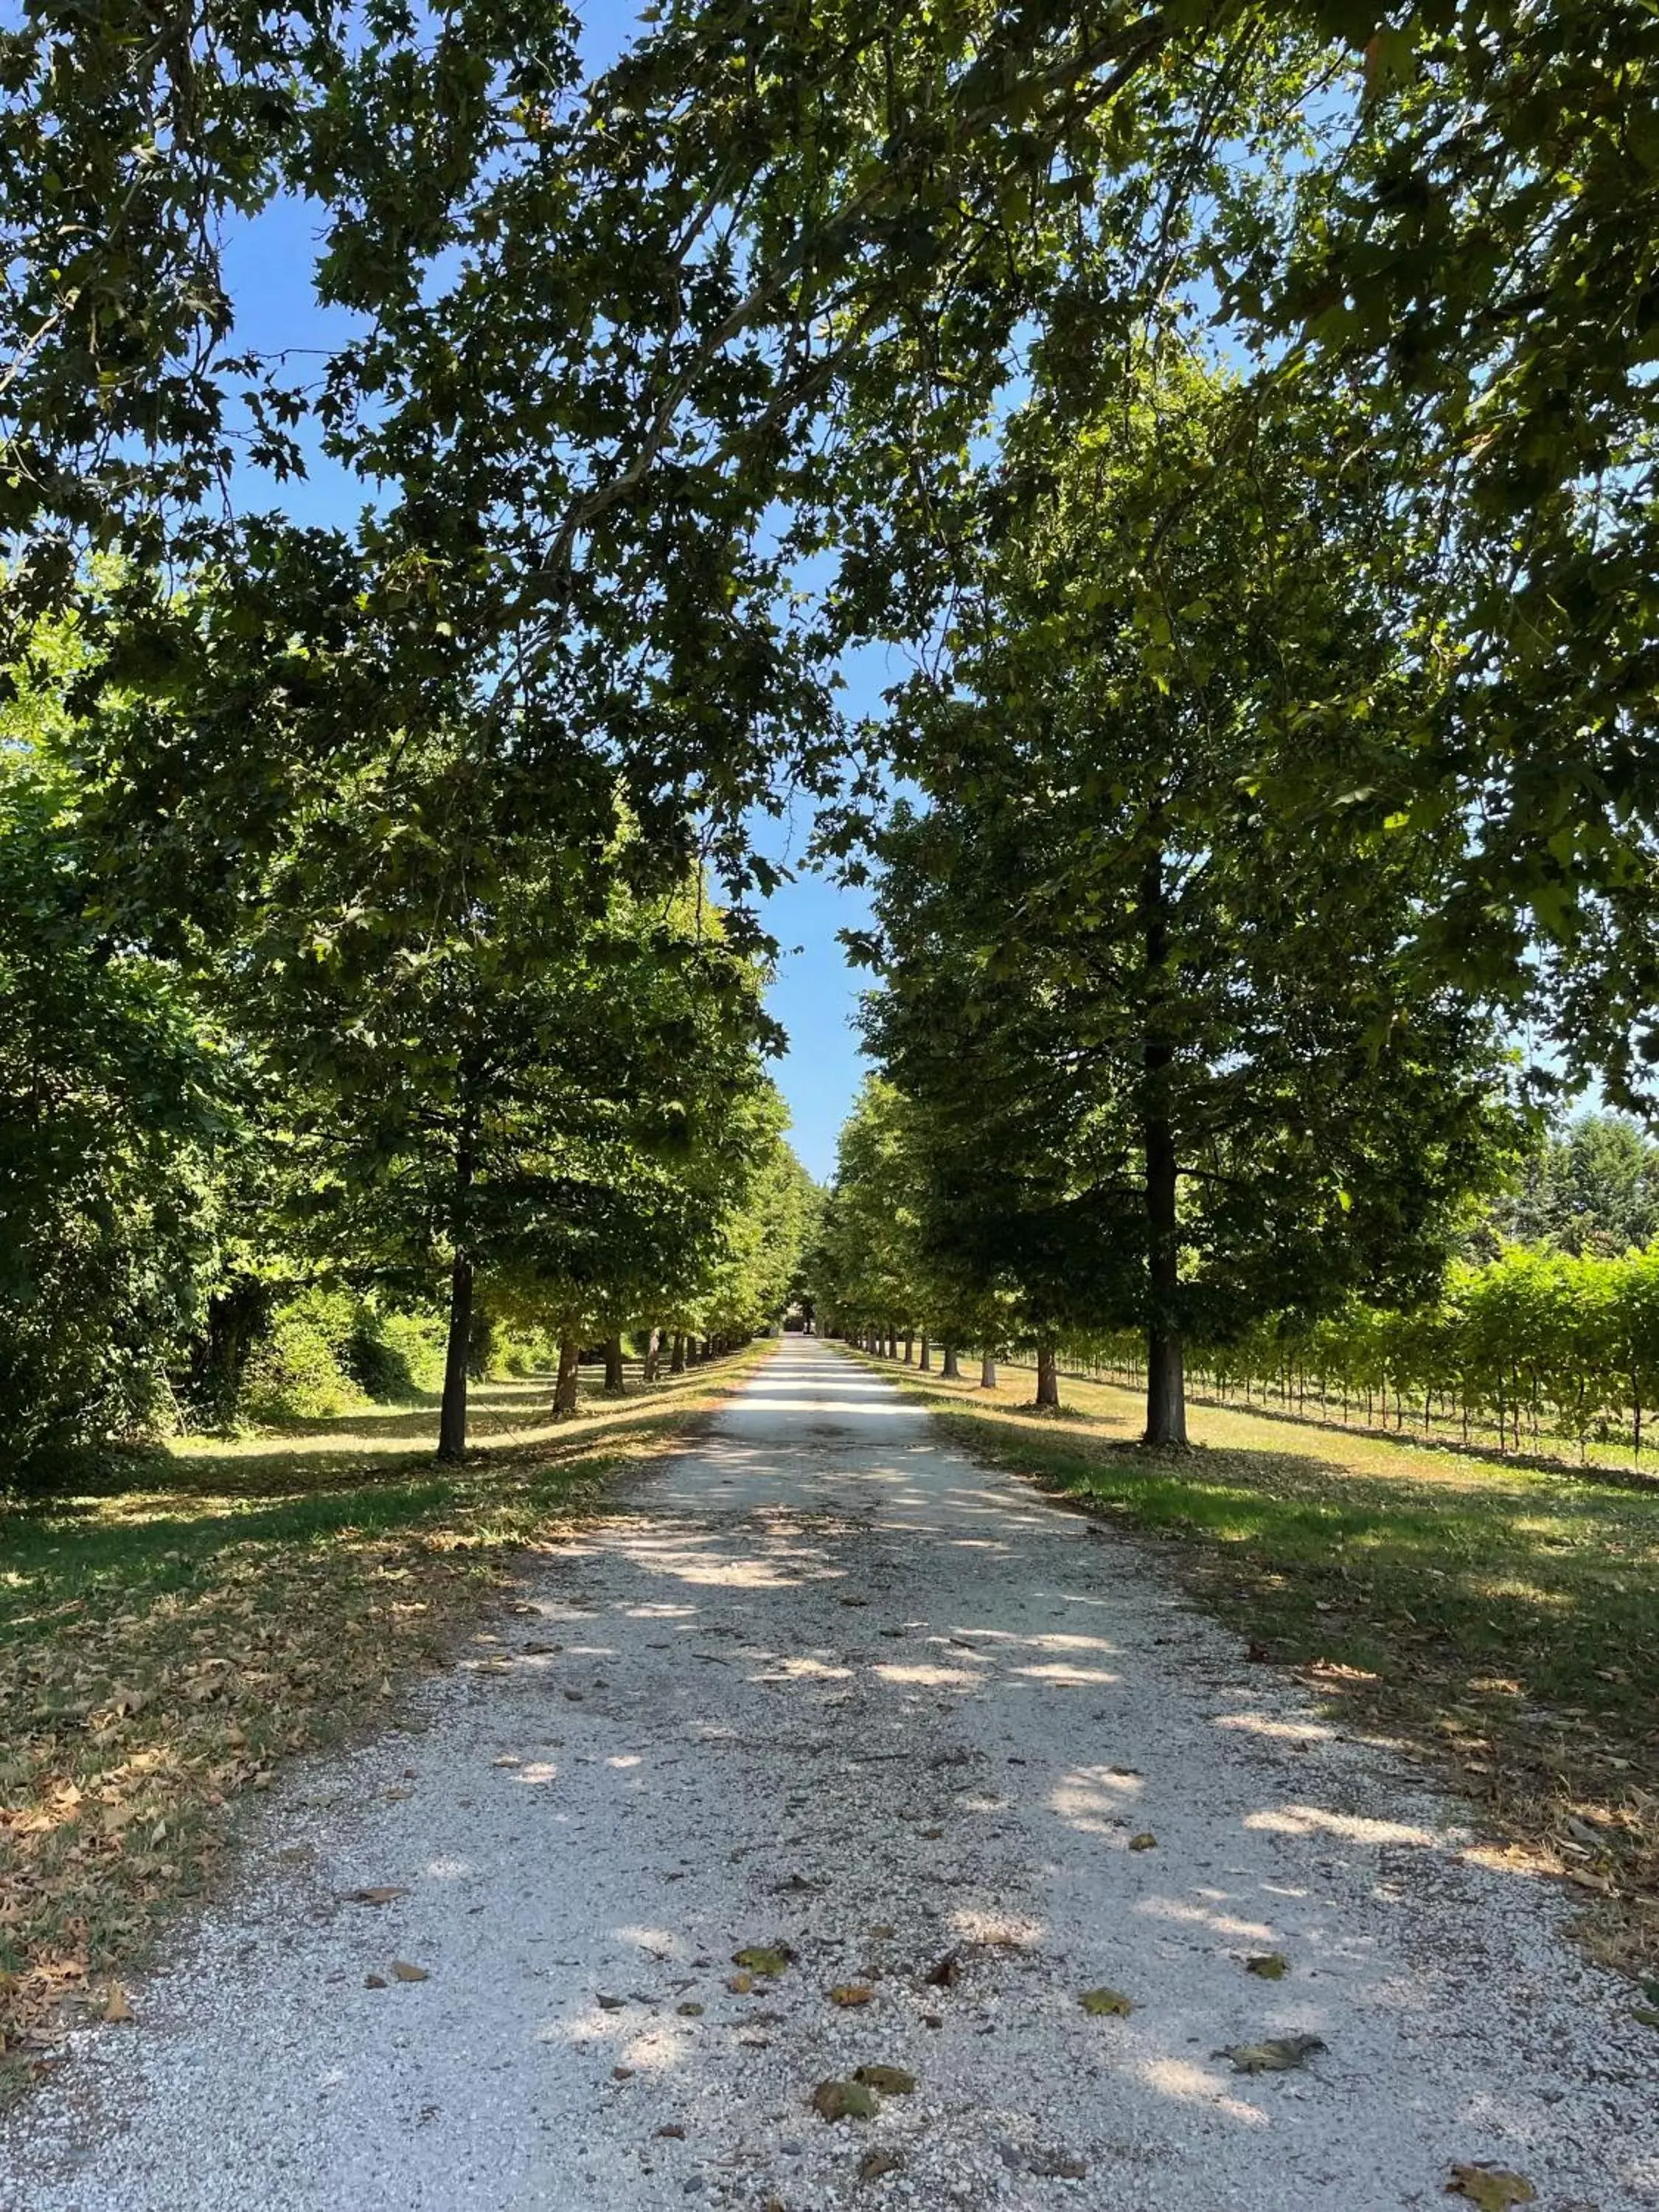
[238,1290,365,1422]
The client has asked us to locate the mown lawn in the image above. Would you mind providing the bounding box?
[0,1347,768,2088]
[857,1350,1659,1986]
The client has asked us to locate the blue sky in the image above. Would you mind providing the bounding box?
[215,20,874,1185]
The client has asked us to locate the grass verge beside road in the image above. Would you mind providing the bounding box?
[855,1349,1659,1987]
[0,1346,768,2090]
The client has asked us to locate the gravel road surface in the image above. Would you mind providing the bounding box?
[2,1335,1652,2211]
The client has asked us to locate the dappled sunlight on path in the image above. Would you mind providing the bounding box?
[3,1336,1652,2212]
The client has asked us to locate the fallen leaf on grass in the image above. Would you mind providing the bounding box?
[1214,2034,1324,2073]
[347,1885,409,1906]
[104,1984,133,2023]
[390,1961,429,1983]
[1245,1953,1289,1980]
[854,2065,916,2094]
[1128,1832,1158,1851]
[733,1945,793,1975]
[1079,1986,1134,2017]
[830,1984,874,2007]
[812,2077,877,2122]
[1445,2164,1537,2210]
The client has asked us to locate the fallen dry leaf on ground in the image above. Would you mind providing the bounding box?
[1128,1832,1158,1851]
[1029,2150,1088,2179]
[347,1886,408,1906]
[1245,1953,1289,1979]
[1445,2163,1537,2209]
[103,1984,133,2024]
[1079,1986,1134,2017]
[732,1944,793,1975]
[1214,2034,1324,2073]
[829,1983,874,2007]
[858,2149,905,2182]
[811,2077,877,2121]
[389,1961,429,1983]
[923,1950,960,1988]
[853,2065,915,2093]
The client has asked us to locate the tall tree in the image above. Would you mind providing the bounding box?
[862,351,1523,1441]
[223,715,778,1458]
[0,613,229,1480]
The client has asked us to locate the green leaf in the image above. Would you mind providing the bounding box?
[1079,1986,1134,2016]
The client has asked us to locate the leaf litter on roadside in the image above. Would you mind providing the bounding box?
[732,1944,793,1976]
[1214,2034,1324,2073]
[0,1363,742,2082]
[830,1983,874,2007]
[1445,2163,1537,2209]
[812,2077,877,2121]
[854,2065,916,2093]
[1244,1952,1289,1979]
[1079,1986,1134,2016]
[858,2149,905,2183]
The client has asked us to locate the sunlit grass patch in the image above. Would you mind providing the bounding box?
[0,1346,768,2089]
[858,1349,1659,1980]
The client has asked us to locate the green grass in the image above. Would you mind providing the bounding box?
[858,1352,1659,1978]
[0,1349,768,2084]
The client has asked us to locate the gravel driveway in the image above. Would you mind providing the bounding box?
[2,1335,1653,2211]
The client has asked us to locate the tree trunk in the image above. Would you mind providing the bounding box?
[438,1249,474,1461]
[942,1342,960,1379]
[669,1331,686,1374]
[193,1275,269,1426]
[644,1328,661,1383]
[1034,1338,1059,1410]
[437,1127,478,1463]
[554,1334,580,1417]
[1141,847,1188,1447]
[979,1352,998,1390]
[903,1332,914,1364]
[604,1334,625,1393]
[919,1335,931,1371]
